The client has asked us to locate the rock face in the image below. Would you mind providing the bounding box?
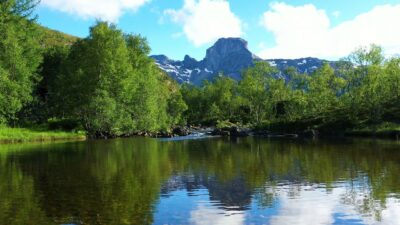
[151,37,331,85]
[204,38,257,80]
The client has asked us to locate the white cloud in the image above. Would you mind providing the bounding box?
[41,0,150,22]
[332,11,340,18]
[190,204,245,225]
[379,199,400,225]
[164,0,243,46]
[269,187,338,225]
[268,184,400,225]
[259,3,400,59]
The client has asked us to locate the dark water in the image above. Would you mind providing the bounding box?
[0,137,400,225]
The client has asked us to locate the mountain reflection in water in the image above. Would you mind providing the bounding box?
[0,137,399,225]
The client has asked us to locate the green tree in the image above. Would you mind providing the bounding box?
[307,63,346,117]
[239,62,277,125]
[180,76,240,125]
[124,34,185,131]
[285,67,309,121]
[56,22,185,137]
[384,58,400,101]
[58,22,134,137]
[181,83,205,124]
[341,45,388,127]
[17,46,70,124]
[163,78,188,127]
[203,76,240,123]
[0,0,42,125]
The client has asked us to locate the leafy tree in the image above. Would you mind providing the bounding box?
[41,46,70,117]
[238,62,277,125]
[341,45,389,127]
[384,58,400,101]
[17,46,71,124]
[203,76,240,122]
[285,68,309,121]
[55,22,186,137]
[58,22,134,137]
[307,63,346,117]
[0,0,42,125]
[124,34,186,131]
[181,83,205,125]
[180,76,240,125]
[163,77,188,126]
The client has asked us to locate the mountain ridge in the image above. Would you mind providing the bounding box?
[151,38,331,85]
[37,26,330,86]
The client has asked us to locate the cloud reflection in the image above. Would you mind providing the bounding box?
[268,184,400,225]
[190,204,245,225]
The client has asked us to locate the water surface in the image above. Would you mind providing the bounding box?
[0,137,399,225]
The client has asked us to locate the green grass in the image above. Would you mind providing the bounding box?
[346,122,400,138]
[0,127,86,144]
[38,25,79,48]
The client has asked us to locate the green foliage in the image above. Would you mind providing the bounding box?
[166,86,188,126]
[239,62,278,125]
[0,0,397,138]
[50,22,187,137]
[182,45,400,133]
[47,118,81,131]
[0,0,42,125]
[216,120,236,129]
[0,126,85,143]
[38,26,78,48]
[307,63,346,117]
[181,76,241,125]
[339,45,400,129]
[54,23,129,137]
[16,45,71,125]
[1,138,399,223]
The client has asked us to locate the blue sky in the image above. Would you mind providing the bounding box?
[37,0,400,60]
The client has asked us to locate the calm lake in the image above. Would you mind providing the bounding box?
[0,137,400,225]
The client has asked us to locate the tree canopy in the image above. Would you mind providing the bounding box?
[0,1,399,138]
[182,46,400,133]
[0,0,42,124]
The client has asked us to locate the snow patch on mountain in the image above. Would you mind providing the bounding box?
[151,38,332,85]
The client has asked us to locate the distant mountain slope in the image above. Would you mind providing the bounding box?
[35,27,330,85]
[151,38,331,85]
[37,25,79,48]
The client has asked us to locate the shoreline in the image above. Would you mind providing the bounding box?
[0,127,86,144]
[1,125,399,145]
[138,125,400,141]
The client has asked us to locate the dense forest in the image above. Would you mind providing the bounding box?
[0,0,187,138]
[1,0,399,139]
[182,50,400,136]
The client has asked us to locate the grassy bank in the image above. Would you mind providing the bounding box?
[0,127,86,144]
[255,120,400,139]
[346,123,400,139]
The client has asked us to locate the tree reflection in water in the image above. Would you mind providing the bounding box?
[0,137,399,224]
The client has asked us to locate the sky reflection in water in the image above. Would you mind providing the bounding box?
[154,177,400,225]
[0,137,399,225]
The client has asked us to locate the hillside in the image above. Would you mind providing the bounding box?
[36,27,330,86]
[37,25,79,48]
[35,27,331,86]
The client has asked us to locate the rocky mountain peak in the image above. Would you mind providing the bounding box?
[151,37,329,85]
[206,38,249,58]
[183,55,199,69]
[152,55,171,64]
[204,38,255,74]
